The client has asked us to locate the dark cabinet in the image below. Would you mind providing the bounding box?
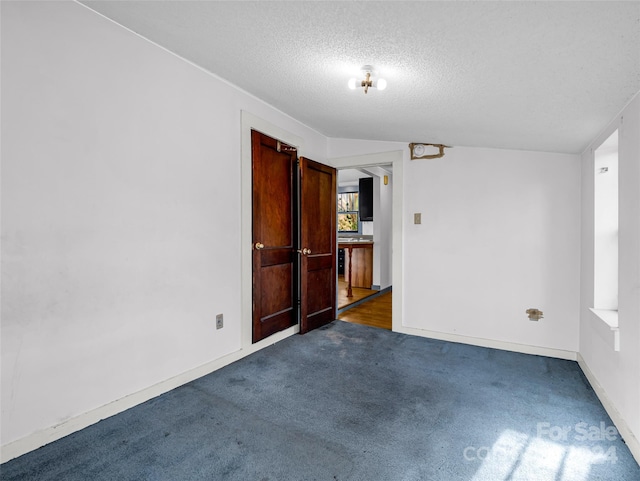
[359,177,373,221]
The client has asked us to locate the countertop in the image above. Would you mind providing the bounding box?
[338,237,373,245]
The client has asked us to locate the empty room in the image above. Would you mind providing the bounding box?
[1,1,639,480]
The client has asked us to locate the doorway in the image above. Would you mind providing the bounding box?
[336,165,393,330]
[329,151,403,333]
[250,130,337,343]
[241,111,404,351]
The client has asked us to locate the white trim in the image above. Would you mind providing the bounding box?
[0,325,234,463]
[589,308,620,351]
[8,330,637,470]
[327,150,404,335]
[577,353,640,465]
[395,325,578,361]
[580,91,639,157]
[1,322,299,464]
[589,308,619,328]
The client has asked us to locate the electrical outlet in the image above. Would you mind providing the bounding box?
[414,213,422,224]
[216,313,224,329]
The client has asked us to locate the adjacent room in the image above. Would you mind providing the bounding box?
[336,167,393,330]
[2,1,639,479]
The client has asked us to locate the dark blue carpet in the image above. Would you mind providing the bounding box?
[2,321,639,480]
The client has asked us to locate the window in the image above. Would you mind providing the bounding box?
[593,130,618,312]
[338,192,359,232]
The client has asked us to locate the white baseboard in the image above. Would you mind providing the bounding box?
[395,326,640,464]
[577,353,640,465]
[1,325,298,464]
[6,324,637,470]
[394,325,578,360]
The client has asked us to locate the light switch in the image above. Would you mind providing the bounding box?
[414,213,422,224]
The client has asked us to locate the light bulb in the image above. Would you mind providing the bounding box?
[377,78,387,91]
[348,78,357,90]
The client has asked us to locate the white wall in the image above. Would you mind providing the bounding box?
[1,0,327,451]
[330,140,582,353]
[403,147,581,351]
[579,93,640,451]
[380,173,393,289]
[368,166,392,289]
[329,138,406,159]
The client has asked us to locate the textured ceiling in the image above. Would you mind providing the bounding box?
[81,1,640,154]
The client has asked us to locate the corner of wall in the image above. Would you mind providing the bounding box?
[577,354,640,465]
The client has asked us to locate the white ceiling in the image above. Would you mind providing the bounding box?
[81,1,640,154]
[338,166,388,185]
[338,169,371,186]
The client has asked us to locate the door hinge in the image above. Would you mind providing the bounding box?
[276,140,297,154]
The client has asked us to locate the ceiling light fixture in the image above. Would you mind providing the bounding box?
[348,65,387,94]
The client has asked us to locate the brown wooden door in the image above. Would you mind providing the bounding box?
[251,130,298,343]
[299,157,337,334]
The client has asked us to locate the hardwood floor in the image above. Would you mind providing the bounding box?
[336,275,392,330]
[337,275,377,309]
[337,288,392,330]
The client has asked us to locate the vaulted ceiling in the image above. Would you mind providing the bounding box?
[81,1,640,154]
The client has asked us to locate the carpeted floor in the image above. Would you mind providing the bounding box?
[2,321,639,480]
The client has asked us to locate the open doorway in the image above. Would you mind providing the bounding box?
[328,150,403,334]
[241,113,404,355]
[336,165,393,330]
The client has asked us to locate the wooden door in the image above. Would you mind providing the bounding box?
[251,130,297,343]
[299,157,337,334]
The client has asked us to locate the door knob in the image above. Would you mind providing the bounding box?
[297,247,312,255]
[254,242,265,250]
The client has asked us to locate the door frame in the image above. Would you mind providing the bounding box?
[241,111,404,353]
[329,151,404,333]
